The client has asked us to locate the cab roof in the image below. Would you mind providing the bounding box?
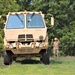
[8,10,43,15]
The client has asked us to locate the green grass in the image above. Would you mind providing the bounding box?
[0,56,75,75]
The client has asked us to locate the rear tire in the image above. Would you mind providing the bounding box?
[4,51,12,65]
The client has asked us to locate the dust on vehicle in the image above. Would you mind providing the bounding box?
[3,10,54,65]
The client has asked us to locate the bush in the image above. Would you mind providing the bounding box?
[60,32,75,56]
[59,50,65,57]
[48,45,53,56]
[0,30,3,57]
[0,51,3,57]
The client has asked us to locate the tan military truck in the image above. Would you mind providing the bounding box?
[3,10,54,65]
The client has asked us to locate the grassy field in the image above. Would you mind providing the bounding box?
[0,56,75,75]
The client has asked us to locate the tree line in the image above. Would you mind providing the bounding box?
[0,0,75,56]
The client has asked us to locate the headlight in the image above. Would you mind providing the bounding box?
[9,44,13,48]
[5,44,9,48]
[39,43,46,47]
[43,43,46,47]
[39,43,43,47]
[39,36,43,40]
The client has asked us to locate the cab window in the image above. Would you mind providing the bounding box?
[26,14,44,28]
[6,14,24,29]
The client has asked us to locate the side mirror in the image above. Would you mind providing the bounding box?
[51,15,54,26]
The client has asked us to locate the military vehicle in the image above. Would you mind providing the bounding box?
[3,10,54,65]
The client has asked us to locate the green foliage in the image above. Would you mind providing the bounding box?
[16,0,32,10]
[0,30,3,57]
[60,32,75,56]
[59,51,65,56]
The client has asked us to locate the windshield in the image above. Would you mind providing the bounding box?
[6,14,24,29]
[26,14,44,28]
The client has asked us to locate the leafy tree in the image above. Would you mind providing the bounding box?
[0,30,3,56]
[16,0,32,11]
